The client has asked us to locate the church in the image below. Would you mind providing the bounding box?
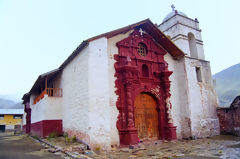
[22,7,220,150]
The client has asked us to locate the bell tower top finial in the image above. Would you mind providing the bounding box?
[171,4,175,11]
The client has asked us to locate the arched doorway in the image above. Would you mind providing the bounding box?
[134,93,159,140]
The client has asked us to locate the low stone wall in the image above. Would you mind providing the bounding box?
[217,107,240,136]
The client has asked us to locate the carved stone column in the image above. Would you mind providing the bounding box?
[160,71,177,140]
[119,79,138,145]
[118,62,139,145]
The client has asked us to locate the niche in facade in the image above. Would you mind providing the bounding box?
[142,64,149,77]
[195,67,202,82]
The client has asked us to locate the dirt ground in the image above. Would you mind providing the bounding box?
[44,135,240,159]
[1,133,240,159]
[0,132,62,159]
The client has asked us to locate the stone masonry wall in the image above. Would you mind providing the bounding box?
[217,107,240,136]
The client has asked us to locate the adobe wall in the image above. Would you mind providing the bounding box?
[217,108,240,136]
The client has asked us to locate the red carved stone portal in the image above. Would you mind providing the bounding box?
[114,29,177,145]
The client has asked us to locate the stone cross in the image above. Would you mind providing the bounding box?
[171,4,175,11]
[139,28,144,36]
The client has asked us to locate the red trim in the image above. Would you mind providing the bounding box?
[31,120,63,137]
[115,29,177,145]
[24,102,31,134]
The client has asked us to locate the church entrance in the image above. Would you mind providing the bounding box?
[114,28,177,145]
[134,93,159,140]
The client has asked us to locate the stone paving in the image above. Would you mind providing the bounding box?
[1,132,240,159]
[42,135,240,159]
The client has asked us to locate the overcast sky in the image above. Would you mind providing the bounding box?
[0,0,240,100]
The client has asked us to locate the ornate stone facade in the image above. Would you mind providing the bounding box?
[114,29,176,145]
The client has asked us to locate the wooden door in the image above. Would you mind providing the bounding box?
[134,93,159,140]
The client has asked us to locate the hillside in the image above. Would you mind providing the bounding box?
[213,63,240,107]
[0,98,15,109]
[0,98,24,109]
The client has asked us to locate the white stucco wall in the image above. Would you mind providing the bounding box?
[184,57,219,138]
[107,31,132,146]
[22,112,26,125]
[59,45,90,145]
[87,37,112,149]
[60,38,118,150]
[30,94,62,124]
[164,53,192,138]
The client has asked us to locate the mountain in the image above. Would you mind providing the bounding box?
[10,102,24,109]
[0,98,24,109]
[213,63,240,107]
[0,98,15,109]
[0,94,21,103]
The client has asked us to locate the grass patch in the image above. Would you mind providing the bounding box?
[63,132,68,138]
[72,136,77,142]
[65,137,71,143]
[32,135,40,140]
[48,132,58,138]
[95,146,101,151]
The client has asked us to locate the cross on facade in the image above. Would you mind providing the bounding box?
[171,4,175,11]
[139,28,144,36]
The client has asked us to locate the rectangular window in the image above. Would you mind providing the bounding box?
[0,115,4,120]
[13,115,22,119]
[196,67,202,82]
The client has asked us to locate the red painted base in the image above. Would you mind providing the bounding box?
[31,120,62,137]
[164,125,177,140]
[119,129,138,145]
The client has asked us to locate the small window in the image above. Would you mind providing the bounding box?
[0,115,4,120]
[196,67,202,82]
[142,64,149,77]
[138,43,147,56]
[14,115,22,119]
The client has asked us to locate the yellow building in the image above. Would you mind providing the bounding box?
[0,109,24,132]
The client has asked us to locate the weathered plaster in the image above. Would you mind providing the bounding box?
[107,30,133,146]
[59,45,90,145]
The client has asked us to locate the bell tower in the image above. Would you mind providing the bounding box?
[159,5,205,60]
[158,6,220,139]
